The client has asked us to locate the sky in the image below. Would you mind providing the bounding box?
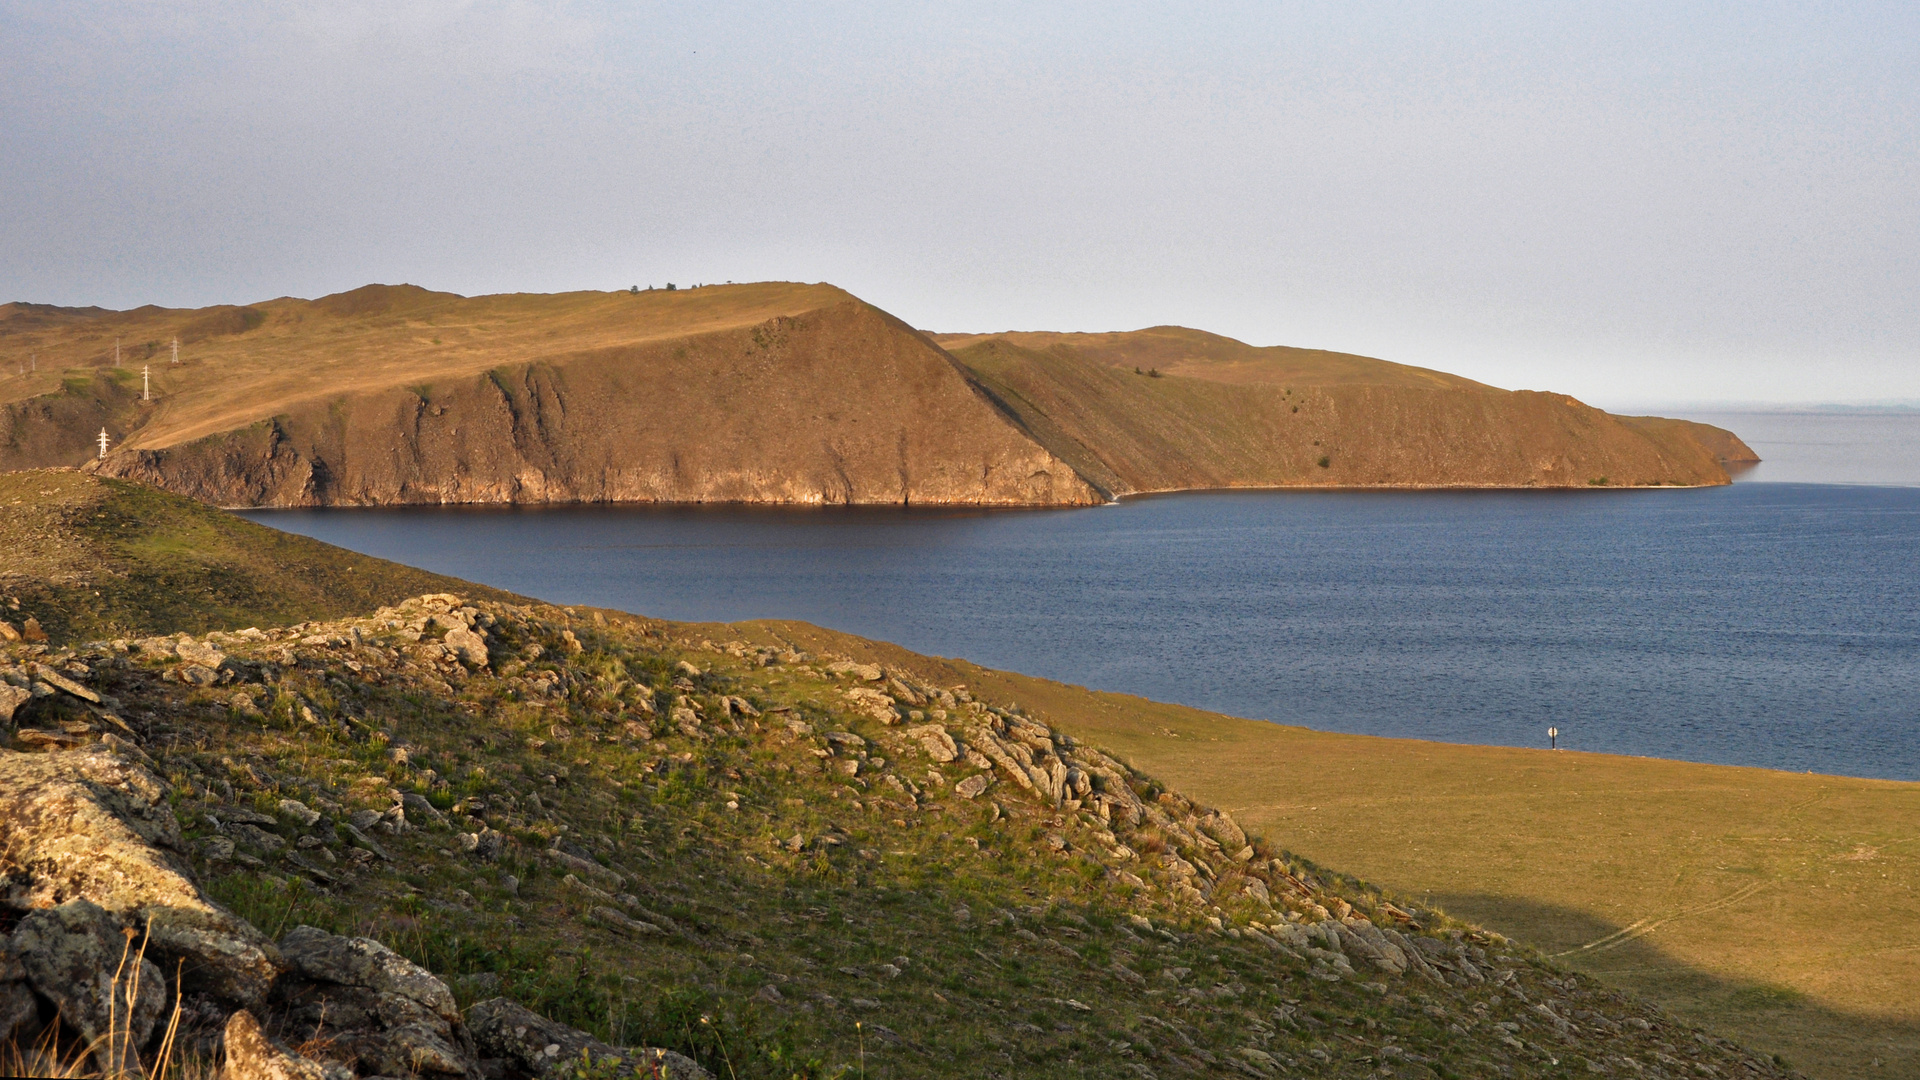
[2,2,1916,409]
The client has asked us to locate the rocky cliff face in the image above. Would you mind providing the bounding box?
[93,301,1100,508]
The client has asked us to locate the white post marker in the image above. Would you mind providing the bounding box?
[115,337,121,365]
[97,428,110,459]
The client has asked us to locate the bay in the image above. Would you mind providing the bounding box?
[245,479,1920,782]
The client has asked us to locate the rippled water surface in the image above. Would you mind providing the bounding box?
[246,475,1920,781]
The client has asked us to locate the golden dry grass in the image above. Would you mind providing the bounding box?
[1,282,848,450]
[932,326,1489,390]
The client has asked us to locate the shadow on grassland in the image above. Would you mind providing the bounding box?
[1429,892,1920,1080]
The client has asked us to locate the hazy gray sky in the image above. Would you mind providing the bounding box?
[3,2,1915,407]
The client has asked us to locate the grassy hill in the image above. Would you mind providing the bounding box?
[939,332,1758,496]
[2,285,1751,505]
[0,285,1099,508]
[0,471,1817,1080]
[0,469,519,642]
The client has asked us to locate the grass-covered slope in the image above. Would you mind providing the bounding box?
[3,597,1798,1080]
[0,469,517,643]
[945,334,1752,493]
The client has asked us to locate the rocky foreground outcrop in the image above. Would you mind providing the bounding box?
[0,732,707,1077]
[1,594,1800,1079]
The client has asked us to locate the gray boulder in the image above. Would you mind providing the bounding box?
[442,628,490,668]
[401,792,449,830]
[274,925,477,1077]
[1334,919,1408,975]
[0,747,282,1006]
[906,724,959,763]
[954,773,994,799]
[467,996,712,1079]
[11,898,167,1074]
[174,639,226,668]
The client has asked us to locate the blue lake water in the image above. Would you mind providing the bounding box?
[243,415,1920,782]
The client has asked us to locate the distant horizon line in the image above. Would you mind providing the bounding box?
[1598,401,1920,415]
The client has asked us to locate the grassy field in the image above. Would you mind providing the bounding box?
[723,627,1918,1079]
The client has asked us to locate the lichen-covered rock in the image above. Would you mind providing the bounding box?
[11,897,167,1073]
[174,639,226,668]
[442,627,490,668]
[274,925,476,1078]
[221,1009,336,1080]
[467,996,713,1080]
[906,723,959,763]
[954,773,994,799]
[0,748,282,1006]
[1333,919,1407,975]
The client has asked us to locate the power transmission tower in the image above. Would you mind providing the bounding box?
[115,337,121,366]
[97,428,110,459]
[171,338,179,365]
[143,365,151,401]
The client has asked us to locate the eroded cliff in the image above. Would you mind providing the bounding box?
[1,285,1754,505]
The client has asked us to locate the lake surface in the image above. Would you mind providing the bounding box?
[244,414,1920,782]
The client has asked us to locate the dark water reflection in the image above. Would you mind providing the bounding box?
[245,483,1920,781]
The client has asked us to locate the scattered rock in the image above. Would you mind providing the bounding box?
[955,773,994,799]
[29,664,99,704]
[15,728,89,750]
[468,996,713,1079]
[340,822,392,861]
[274,925,477,1078]
[276,798,322,827]
[546,847,625,891]
[229,822,286,854]
[907,723,959,762]
[175,639,226,668]
[443,627,490,668]
[588,906,665,938]
[401,792,449,829]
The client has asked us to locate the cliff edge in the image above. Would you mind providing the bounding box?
[1,285,1753,505]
